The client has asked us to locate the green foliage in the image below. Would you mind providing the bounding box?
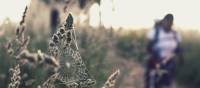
[78,29,109,87]
[175,31,200,88]
[116,34,135,57]
[115,30,147,62]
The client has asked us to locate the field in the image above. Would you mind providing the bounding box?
[0,0,200,88]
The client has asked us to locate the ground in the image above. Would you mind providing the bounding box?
[106,49,183,88]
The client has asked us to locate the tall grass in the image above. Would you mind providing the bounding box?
[0,2,121,88]
[0,0,200,88]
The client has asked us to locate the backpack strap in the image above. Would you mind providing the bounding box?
[147,26,160,57]
[153,26,160,44]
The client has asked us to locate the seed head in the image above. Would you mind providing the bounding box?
[59,28,65,34]
[52,34,59,43]
[65,13,73,30]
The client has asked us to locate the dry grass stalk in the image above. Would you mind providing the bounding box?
[6,4,60,88]
[8,64,21,88]
[102,69,120,88]
[5,5,60,67]
[41,73,60,88]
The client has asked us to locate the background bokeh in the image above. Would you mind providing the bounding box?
[0,0,200,88]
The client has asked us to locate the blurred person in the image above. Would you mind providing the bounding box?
[145,14,184,88]
[50,6,60,35]
[79,0,87,9]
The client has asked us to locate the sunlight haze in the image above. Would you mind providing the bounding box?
[0,0,200,29]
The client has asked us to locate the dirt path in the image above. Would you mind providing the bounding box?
[106,50,144,88]
[106,50,183,88]
[118,59,144,88]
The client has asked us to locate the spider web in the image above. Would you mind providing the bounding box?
[44,13,96,88]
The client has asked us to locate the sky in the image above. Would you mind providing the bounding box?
[0,0,31,24]
[0,0,200,29]
[91,0,200,29]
